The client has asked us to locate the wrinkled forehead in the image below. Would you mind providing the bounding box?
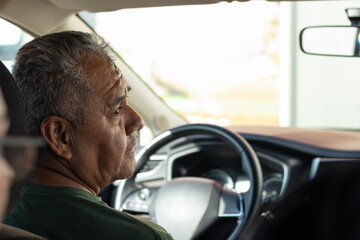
[83,54,123,94]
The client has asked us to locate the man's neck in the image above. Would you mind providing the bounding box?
[31,160,98,195]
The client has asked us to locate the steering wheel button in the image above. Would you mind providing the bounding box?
[138,188,151,201]
[127,202,135,209]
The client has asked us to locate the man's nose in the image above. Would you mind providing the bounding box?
[125,105,144,136]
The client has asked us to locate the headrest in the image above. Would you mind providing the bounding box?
[0,61,27,135]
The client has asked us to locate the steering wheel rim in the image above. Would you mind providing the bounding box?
[115,123,263,240]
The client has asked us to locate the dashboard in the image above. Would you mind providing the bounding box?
[119,127,360,220]
[114,127,360,239]
[135,134,290,208]
[112,126,360,240]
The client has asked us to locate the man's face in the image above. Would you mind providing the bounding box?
[69,55,144,190]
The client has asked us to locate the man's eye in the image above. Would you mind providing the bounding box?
[114,106,121,115]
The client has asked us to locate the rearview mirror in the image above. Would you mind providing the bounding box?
[300,26,360,57]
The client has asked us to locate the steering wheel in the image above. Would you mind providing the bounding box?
[115,124,262,240]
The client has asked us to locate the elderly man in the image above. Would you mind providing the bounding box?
[5,31,173,240]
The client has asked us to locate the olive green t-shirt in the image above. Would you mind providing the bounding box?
[4,182,173,240]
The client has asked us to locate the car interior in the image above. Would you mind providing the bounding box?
[1,0,360,239]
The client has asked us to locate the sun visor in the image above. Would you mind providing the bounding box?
[48,0,251,12]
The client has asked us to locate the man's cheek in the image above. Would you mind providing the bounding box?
[113,128,127,150]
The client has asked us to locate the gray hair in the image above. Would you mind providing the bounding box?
[13,31,114,136]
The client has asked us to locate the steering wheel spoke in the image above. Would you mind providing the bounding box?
[121,187,158,214]
[218,187,244,219]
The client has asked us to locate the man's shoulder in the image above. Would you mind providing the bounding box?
[5,183,173,240]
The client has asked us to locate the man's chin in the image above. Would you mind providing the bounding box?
[122,168,136,179]
[116,159,136,180]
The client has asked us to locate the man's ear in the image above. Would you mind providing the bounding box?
[41,116,72,160]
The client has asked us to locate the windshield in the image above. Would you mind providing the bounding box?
[81,1,360,130]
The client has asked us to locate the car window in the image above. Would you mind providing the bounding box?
[82,2,280,127]
[81,1,360,130]
[0,18,34,72]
